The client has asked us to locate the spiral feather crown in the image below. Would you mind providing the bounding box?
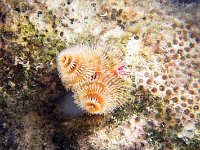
[74,72,130,114]
[57,45,131,114]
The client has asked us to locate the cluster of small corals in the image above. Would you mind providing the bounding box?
[125,22,200,126]
[57,45,131,114]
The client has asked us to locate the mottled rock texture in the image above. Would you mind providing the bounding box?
[0,0,199,149]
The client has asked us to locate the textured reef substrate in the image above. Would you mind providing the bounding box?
[0,0,199,149]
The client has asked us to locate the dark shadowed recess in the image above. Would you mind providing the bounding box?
[52,132,80,150]
[56,91,84,118]
[0,115,19,149]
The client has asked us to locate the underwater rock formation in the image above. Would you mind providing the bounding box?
[0,0,199,149]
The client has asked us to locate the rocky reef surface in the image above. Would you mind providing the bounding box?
[0,0,199,149]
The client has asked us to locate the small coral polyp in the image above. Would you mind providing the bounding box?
[57,45,130,114]
[74,72,127,114]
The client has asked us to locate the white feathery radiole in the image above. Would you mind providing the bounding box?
[73,71,131,114]
[57,44,131,114]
